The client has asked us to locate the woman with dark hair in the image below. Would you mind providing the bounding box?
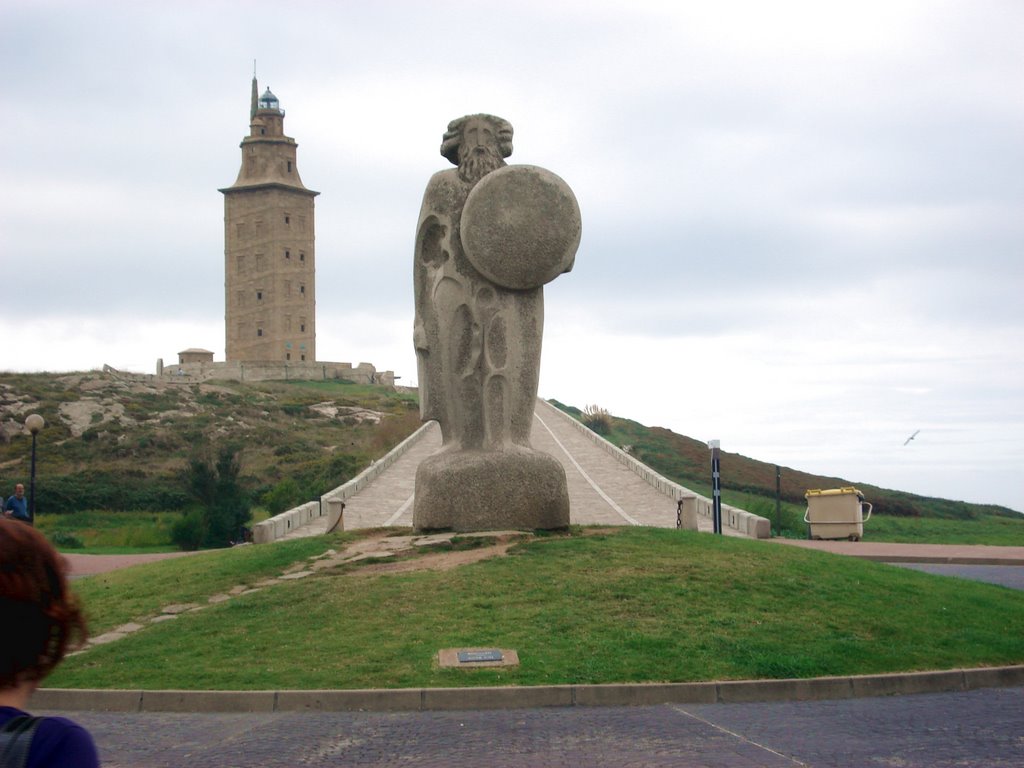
[0,519,99,767]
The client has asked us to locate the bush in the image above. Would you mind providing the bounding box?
[171,510,205,551]
[49,530,84,549]
[261,478,305,515]
[182,447,251,549]
[38,471,190,513]
[581,404,613,435]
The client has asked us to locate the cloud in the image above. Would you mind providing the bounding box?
[1,0,1022,512]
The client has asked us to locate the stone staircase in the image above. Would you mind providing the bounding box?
[255,399,770,541]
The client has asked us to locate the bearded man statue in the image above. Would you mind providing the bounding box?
[412,114,580,531]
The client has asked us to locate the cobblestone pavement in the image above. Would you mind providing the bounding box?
[56,687,1024,767]
[892,563,1024,590]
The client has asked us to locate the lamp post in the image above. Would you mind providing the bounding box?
[25,414,45,525]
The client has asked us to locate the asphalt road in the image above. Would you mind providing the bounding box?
[54,686,1024,767]
[891,563,1024,591]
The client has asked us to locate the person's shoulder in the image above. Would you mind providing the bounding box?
[31,716,100,768]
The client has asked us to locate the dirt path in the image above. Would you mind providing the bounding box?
[65,551,198,577]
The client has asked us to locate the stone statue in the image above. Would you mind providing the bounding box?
[413,114,580,531]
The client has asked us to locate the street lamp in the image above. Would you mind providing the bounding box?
[25,414,45,525]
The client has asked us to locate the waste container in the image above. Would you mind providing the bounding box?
[804,487,872,541]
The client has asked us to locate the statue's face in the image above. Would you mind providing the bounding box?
[459,118,499,161]
[456,118,506,184]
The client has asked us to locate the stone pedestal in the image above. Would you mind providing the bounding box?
[414,448,569,531]
[679,495,700,531]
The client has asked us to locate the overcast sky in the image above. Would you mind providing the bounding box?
[2,1,1022,513]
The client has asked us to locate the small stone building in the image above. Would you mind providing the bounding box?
[178,348,215,365]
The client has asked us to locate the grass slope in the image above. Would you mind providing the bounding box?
[551,401,1024,543]
[0,372,420,531]
[49,528,1024,690]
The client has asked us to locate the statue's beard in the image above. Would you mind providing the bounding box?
[458,146,506,184]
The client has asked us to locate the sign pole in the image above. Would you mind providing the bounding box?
[709,440,722,535]
[775,465,782,536]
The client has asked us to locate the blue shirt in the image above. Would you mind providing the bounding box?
[0,707,100,767]
[4,494,28,521]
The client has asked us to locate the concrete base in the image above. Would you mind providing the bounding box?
[413,447,569,531]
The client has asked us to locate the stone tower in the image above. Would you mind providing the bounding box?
[220,78,318,362]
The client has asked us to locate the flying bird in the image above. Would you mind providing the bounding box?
[903,430,920,446]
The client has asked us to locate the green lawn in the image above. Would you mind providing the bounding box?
[68,535,355,634]
[866,514,1024,545]
[48,527,1024,691]
[36,510,179,551]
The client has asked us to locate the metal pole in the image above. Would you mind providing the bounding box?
[29,432,38,525]
[24,414,44,526]
[775,465,781,536]
[709,440,722,535]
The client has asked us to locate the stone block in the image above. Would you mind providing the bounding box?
[325,497,345,532]
[574,682,717,706]
[140,690,276,712]
[421,685,573,710]
[717,676,854,703]
[849,669,965,698]
[277,689,423,712]
[32,688,142,712]
[962,665,1024,690]
[679,496,700,531]
[748,515,772,539]
[414,449,569,531]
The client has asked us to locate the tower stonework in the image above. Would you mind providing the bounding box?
[220,79,318,362]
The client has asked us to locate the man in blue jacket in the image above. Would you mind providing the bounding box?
[3,484,29,523]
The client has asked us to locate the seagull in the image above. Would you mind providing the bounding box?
[903,430,920,446]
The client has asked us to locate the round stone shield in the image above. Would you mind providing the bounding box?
[461,165,581,290]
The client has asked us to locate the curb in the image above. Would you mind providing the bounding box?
[862,555,1024,566]
[32,665,1024,713]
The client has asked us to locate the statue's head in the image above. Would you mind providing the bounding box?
[441,114,513,184]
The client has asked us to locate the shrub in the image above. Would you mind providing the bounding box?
[171,510,205,551]
[261,478,305,515]
[372,410,421,452]
[581,404,613,435]
[38,471,190,513]
[49,530,84,549]
[182,446,251,549]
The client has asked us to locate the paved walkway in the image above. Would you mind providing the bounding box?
[65,551,196,577]
[52,686,1024,767]
[773,538,1024,565]
[289,399,731,538]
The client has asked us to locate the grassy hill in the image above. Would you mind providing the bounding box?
[48,527,1024,690]
[1,372,1020,547]
[551,401,1019,518]
[0,371,421,532]
[552,401,1022,542]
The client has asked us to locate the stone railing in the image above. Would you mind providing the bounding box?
[155,359,395,386]
[254,401,771,543]
[251,500,333,544]
[535,399,770,539]
[251,420,436,544]
[319,421,435,507]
